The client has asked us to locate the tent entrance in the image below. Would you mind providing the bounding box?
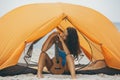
[18,17,104,69]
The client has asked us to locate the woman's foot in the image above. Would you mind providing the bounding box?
[37,73,44,78]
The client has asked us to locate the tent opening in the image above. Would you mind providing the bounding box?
[17,18,104,70]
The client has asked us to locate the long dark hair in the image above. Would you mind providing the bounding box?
[65,27,81,59]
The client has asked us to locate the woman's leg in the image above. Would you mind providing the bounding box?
[66,55,76,79]
[37,32,56,78]
[37,52,53,78]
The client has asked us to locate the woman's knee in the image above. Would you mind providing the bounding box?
[40,52,48,57]
[66,54,74,60]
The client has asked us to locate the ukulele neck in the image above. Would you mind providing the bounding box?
[55,38,59,62]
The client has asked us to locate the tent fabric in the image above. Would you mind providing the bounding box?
[0,3,120,70]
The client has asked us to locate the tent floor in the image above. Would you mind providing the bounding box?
[0,65,120,76]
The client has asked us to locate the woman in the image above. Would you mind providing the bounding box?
[37,27,107,79]
[37,27,81,79]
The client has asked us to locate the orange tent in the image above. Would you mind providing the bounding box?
[0,3,120,70]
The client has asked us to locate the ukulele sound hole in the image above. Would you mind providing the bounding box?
[56,61,59,64]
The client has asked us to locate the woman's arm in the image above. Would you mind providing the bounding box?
[41,32,59,52]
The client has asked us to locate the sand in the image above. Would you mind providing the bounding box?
[0,73,120,80]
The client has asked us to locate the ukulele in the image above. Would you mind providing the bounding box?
[50,37,64,74]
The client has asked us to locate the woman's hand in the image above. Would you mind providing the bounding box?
[57,33,64,43]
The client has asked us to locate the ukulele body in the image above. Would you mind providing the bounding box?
[50,57,64,74]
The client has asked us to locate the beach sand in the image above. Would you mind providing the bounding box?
[0,73,120,80]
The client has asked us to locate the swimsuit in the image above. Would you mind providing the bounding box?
[58,47,66,66]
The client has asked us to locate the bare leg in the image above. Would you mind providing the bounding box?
[66,55,76,79]
[37,52,52,78]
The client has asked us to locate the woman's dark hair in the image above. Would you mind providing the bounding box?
[65,27,81,59]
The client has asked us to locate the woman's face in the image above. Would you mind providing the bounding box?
[60,29,68,40]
